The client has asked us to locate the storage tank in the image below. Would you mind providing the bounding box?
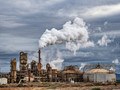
[83,64,116,83]
[0,78,7,84]
[61,65,83,82]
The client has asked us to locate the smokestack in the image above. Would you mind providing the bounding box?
[37,49,42,71]
[38,49,41,63]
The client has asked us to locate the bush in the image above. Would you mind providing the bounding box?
[92,88,101,90]
[30,84,33,87]
[47,86,57,89]
[17,83,24,87]
[0,84,7,88]
[42,82,50,86]
[2,84,7,86]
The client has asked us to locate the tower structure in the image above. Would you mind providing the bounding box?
[20,52,27,73]
[19,51,27,80]
[10,58,17,83]
[46,63,52,82]
[31,60,37,75]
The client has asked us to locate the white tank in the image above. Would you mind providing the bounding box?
[0,78,7,84]
[83,68,116,83]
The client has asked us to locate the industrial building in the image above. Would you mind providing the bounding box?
[60,65,83,82]
[7,50,84,83]
[83,64,116,83]
[0,49,116,84]
[8,58,17,83]
[0,73,8,84]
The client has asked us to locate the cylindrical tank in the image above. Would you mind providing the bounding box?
[83,68,116,83]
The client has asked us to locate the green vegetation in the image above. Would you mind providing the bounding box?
[17,83,27,87]
[41,82,51,86]
[92,87,101,90]
[2,84,6,86]
[0,84,7,87]
[47,86,57,89]
[42,82,49,85]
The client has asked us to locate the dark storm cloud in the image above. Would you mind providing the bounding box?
[0,0,120,73]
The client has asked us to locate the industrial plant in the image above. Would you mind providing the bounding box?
[0,50,116,84]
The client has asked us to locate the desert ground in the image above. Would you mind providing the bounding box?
[0,82,120,90]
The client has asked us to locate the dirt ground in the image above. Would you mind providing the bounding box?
[0,83,120,90]
[0,86,120,90]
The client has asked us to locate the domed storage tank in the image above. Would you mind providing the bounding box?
[83,64,116,83]
[61,65,83,82]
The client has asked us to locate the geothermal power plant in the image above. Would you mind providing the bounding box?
[0,18,117,85]
[0,49,116,84]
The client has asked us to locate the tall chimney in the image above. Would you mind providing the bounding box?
[37,49,42,72]
[38,49,41,63]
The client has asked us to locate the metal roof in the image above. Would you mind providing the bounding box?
[62,70,83,74]
[85,68,114,74]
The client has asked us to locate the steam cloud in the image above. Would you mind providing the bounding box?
[97,34,113,46]
[50,58,64,70]
[39,17,89,48]
[112,58,119,65]
[66,41,94,55]
[28,48,64,70]
[38,17,94,70]
[79,63,87,71]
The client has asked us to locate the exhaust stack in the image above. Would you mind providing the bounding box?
[38,49,41,63]
[37,49,42,71]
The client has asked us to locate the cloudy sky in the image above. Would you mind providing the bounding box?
[0,0,120,73]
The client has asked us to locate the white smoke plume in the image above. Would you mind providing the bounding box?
[97,34,113,46]
[110,67,115,71]
[43,48,64,70]
[79,63,87,71]
[44,48,64,70]
[49,58,64,70]
[66,41,94,55]
[28,48,64,70]
[112,58,119,65]
[97,27,102,32]
[39,17,89,48]
[104,21,108,26]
